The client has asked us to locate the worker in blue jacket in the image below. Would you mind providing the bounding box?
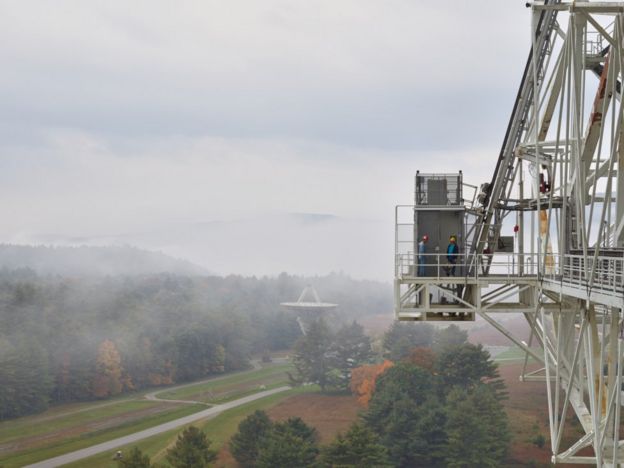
[446,235,459,276]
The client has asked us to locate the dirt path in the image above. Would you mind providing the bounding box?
[25,386,290,468]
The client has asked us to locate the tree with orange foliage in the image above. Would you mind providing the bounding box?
[92,339,123,398]
[350,360,393,407]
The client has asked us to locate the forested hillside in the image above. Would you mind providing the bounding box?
[0,245,208,276]
[0,270,391,420]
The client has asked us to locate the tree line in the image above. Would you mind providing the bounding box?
[107,321,510,467]
[0,270,390,420]
[262,320,510,467]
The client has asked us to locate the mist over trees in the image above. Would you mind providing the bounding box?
[0,269,391,420]
[0,245,208,277]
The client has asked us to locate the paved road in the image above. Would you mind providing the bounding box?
[25,386,290,468]
[143,358,288,405]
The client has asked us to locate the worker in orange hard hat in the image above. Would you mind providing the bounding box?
[418,235,428,276]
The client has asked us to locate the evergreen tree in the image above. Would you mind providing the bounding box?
[321,422,391,467]
[382,322,434,361]
[274,416,318,445]
[432,324,468,354]
[289,318,333,391]
[362,363,449,467]
[166,426,217,468]
[0,338,52,419]
[445,386,510,467]
[257,422,319,468]
[230,410,273,467]
[118,447,152,468]
[328,321,373,390]
[405,346,436,372]
[173,328,226,382]
[383,397,447,467]
[435,343,506,398]
[365,362,435,433]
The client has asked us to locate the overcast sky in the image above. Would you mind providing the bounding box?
[0,1,533,279]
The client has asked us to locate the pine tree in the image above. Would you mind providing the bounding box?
[289,318,333,391]
[405,346,436,372]
[166,426,217,468]
[363,363,448,467]
[368,395,447,467]
[382,322,434,361]
[0,338,52,419]
[321,422,391,467]
[435,343,507,399]
[257,422,319,468]
[328,321,373,390]
[365,362,435,434]
[230,410,273,467]
[118,447,152,468]
[274,417,318,445]
[432,324,468,354]
[445,386,510,467]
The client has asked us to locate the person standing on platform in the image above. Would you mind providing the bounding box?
[447,235,459,276]
[418,235,428,276]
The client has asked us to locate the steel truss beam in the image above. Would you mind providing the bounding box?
[393,2,624,465]
[510,4,624,465]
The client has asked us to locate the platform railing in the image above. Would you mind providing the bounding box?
[395,252,539,280]
[542,254,624,293]
[396,252,624,293]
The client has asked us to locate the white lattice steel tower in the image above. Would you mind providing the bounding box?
[394,2,624,465]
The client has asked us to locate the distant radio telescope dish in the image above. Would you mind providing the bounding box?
[280,285,338,334]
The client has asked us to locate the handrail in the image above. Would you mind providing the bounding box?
[395,252,624,293]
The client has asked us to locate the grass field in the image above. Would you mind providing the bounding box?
[494,345,537,361]
[155,363,293,403]
[0,400,161,444]
[0,403,205,468]
[1,357,557,467]
[0,362,293,468]
[64,386,317,468]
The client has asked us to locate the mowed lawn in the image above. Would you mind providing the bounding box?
[494,345,538,362]
[63,386,319,468]
[155,363,293,403]
[0,402,204,468]
[0,362,293,468]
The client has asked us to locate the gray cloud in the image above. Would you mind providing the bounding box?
[0,1,530,149]
[0,1,532,278]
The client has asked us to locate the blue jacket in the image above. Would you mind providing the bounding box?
[447,243,458,262]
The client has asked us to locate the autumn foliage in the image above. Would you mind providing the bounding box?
[92,339,124,398]
[350,360,394,407]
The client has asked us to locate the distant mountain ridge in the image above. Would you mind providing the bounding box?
[0,244,208,277]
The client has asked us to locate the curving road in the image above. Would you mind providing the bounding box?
[25,386,290,468]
